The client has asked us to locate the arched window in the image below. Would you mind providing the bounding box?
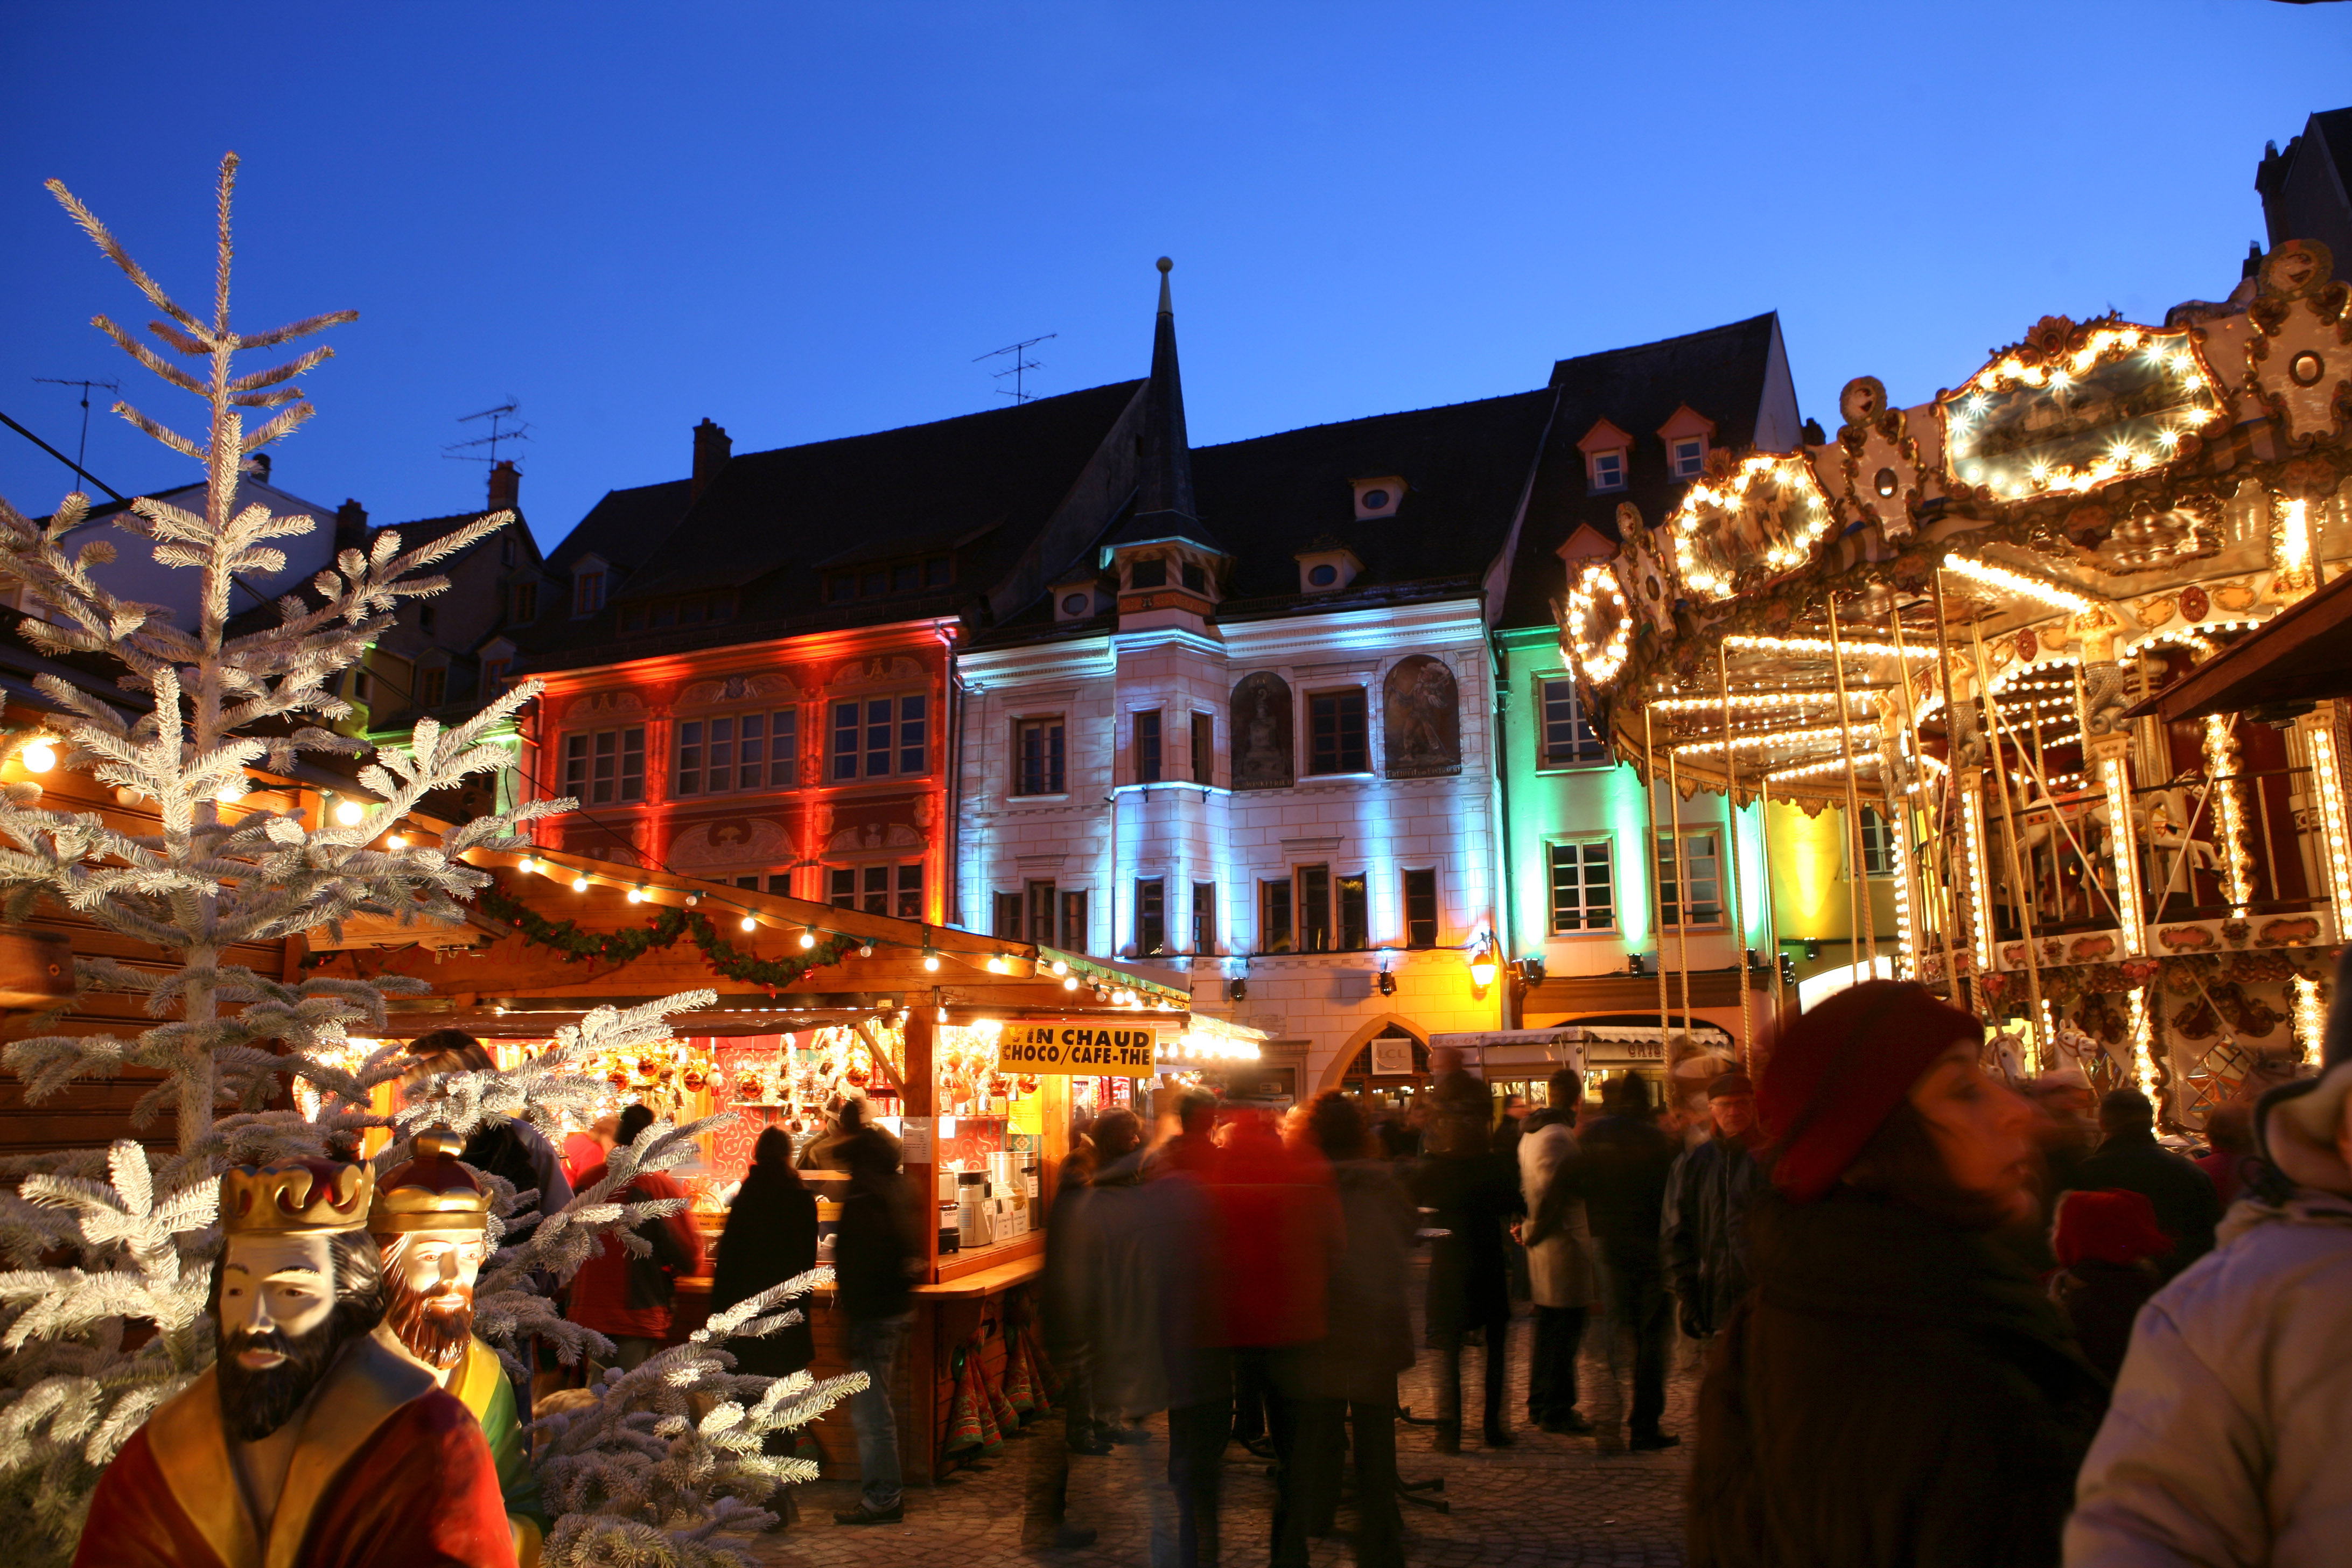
[1229,672,1293,790]
[1382,655,1460,778]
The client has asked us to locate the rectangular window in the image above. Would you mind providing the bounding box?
[993,891,1023,940]
[1403,868,1439,949]
[509,582,537,622]
[892,562,918,593]
[831,701,859,781]
[769,708,797,787]
[565,727,644,805]
[1307,689,1369,775]
[1059,890,1088,952]
[864,698,892,779]
[1338,872,1368,950]
[926,557,951,587]
[1014,717,1066,796]
[1548,839,1616,933]
[1136,878,1165,956]
[1135,711,1162,783]
[829,867,856,908]
[861,864,891,915]
[1859,807,1896,879]
[1260,878,1294,954]
[573,571,605,617]
[828,573,856,603]
[707,715,736,793]
[1541,678,1608,768]
[766,874,792,895]
[1191,712,1214,785]
[1297,864,1332,954]
[1026,880,1057,947]
[419,668,446,708]
[1191,881,1216,955]
[734,875,759,891]
[1591,450,1626,492]
[1130,558,1167,590]
[895,862,922,920]
[1671,437,1706,478]
[482,657,511,689]
[677,720,704,795]
[899,694,927,776]
[351,670,373,704]
[1656,831,1724,928]
[824,694,921,782]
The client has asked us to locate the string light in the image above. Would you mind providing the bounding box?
[740,913,757,932]
[2272,495,2317,597]
[386,833,407,850]
[1673,720,1880,756]
[2293,976,2327,1062]
[1724,634,1936,661]
[800,925,818,949]
[19,739,56,773]
[922,948,941,972]
[1890,806,1916,979]
[1049,959,1069,977]
[571,874,589,893]
[1648,689,1878,713]
[1944,327,2224,498]
[1062,975,1079,991]
[517,856,537,875]
[2127,988,2156,1100]
[1942,553,2092,614]
[334,798,366,827]
[1566,562,1632,685]
[2304,725,2352,911]
[626,885,646,903]
[1766,754,1882,782]
[1670,453,1832,599]
[1961,786,1996,971]
[2202,716,2254,915]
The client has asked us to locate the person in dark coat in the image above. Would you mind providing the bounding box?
[710,1126,818,1378]
[1661,1071,1761,1341]
[1558,1071,1682,1450]
[2046,1186,2171,1382]
[1411,1049,1522,1452]
[1689,982,2110,1568]
[2062,1087,2222,1272]
[830,1100,919,1527]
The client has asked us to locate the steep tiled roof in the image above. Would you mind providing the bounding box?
[1497,312,1789,629]
[543,477,691,578]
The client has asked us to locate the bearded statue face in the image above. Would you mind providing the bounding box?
[214,1230,384,1443]
[377,1228,488,1371]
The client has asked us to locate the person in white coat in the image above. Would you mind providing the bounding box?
[1517,1066,1599,1434]
[2067,949,2352,1568]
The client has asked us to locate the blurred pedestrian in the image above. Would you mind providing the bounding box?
[710,1126,818,1378]
[1662,1072,1761,1345]
[1413,1048,1521,1453]
[832,1099,920,1527]
[1560,1071,1681,1451]
[1297,1091,1412,1568]
[1518,1067,1596,1434]
[2032,1066,2101,1193]
[2192,1099,2258,1209]
[2046,1187,2170,1382]
[2062,1088,2222,1272]
[569,1104,704,1374]
[2066,950,2352,1567]
[404,1031,573,1224]
[1689,982,2107,1567]
[563,1113,619,1191]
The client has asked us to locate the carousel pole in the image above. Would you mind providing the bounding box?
[1644,705,1674,1052]
[1888,602,1961,1001]
[1823,596,1879,974]
[1667,743,1696,1049]
[1970,614,2050,1066]
[1928,570,1978,1016]
[1718,646,1754,1071]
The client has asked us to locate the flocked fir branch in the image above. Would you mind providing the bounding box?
[0,157,848,1567]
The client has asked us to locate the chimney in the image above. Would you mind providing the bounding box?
[242,451,272,484]
[488,459,521,515]
[691,418,732,504]
[335,499,370,552]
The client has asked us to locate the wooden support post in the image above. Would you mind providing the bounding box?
[899,1007,936,1485]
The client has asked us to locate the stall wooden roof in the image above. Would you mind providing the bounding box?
[2131,569,2352,725]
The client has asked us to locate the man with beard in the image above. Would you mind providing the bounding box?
[370,1130,549,1565]
[75,1158,513,1567]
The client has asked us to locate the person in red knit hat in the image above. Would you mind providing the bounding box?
[2046,1187,2172,1381]
[1686,981,2109,1568]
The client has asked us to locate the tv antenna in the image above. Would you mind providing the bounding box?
[33,376,120,479]
[444,400,533,466]
[974,335,1056,404]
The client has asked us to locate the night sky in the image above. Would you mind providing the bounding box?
[2,3,2346,554]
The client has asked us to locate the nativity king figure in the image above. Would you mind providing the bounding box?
[367,1130,549,1566]
[72,1159,516,1568]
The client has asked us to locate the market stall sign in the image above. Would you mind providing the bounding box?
[997,1022,1163,1074]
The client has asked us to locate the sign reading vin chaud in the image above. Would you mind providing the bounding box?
[996,1022,1165,1074]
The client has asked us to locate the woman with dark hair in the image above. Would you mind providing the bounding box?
[710,1126,819,1378]
[1688,982,2108,1567]
[569,1103,706,1372]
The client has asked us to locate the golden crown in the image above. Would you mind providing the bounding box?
[220,1160,374,1236]
[367,1127,492,1236]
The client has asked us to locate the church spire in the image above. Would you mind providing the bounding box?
[1136,255,1199,528]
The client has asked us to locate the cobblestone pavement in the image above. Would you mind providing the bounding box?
[753,1308,1699,1568]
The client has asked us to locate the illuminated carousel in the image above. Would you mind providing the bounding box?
[1563,240,2352,1129]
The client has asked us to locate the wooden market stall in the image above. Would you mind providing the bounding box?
[304,835,1193,1484]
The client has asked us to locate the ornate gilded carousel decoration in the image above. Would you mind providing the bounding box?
[1565,239,2352,1129]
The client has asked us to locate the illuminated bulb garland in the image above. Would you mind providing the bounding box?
[1724,634,1936,661]
[1647,690,1877,713]
[1672,720,1880,757]
[1669,453,1833,600]
[1566,562,1632,685]
[2273,495,2318,597]
[1961,784,1996,971]
[1766,755,1883,783]
[1943,326,2224,498]
[2292,976,2327,1063]
[2101,755,2145,955]
[1890,807,1915,979]
[2128,987,2157,1100]
[1942,554,2092,614]
[2202,716,2255,914]
[2305,724,2352,913]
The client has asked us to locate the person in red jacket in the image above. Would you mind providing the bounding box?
[567,1105,706,1371]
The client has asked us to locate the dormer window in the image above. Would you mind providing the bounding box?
[1307,563,1338,587]
[572,556,608,618]
[1657,404,1718,482]
[1351,476,1406,520]
[1591,450,1626,491]
[1130,558,1168,590]
[1577,418,1633,494]
[1294,536,1364,594]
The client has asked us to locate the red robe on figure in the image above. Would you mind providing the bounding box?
[73,1333,515,1568]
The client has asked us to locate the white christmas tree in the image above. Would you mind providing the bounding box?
[0,156,856,1566]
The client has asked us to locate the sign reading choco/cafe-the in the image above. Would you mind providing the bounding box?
[996,1021,1161,1075]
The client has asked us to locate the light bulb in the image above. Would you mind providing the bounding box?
[800,926,817,949]
[684,892,699,907]
[20,740,56,773]
[626,886,645,904]
[1469,958,1497,989]
[858,942,874,958]
[1050,959,1068,977]
[386,834,406,850]
[740,913,757,932]
[922,950,941,971]
[334,799,365,826]
[1063,975,1079,991]
[571,875,589,892]
[936,1006,949,1024]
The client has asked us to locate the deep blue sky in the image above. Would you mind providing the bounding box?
[3,4,2347,556]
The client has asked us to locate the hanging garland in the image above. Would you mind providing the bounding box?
[474,874,867,990]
